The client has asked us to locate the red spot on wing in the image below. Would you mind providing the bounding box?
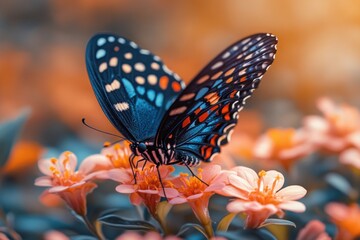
[199,111,209,123]
[160,76,169,90]
[182,116,191,128]
[172,81,181,92]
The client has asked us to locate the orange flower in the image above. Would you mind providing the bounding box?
[101,141,133,169]
[95,141,135,179]
[35,151,109,216]
[303,97,360,153]
[325,202,360,240]
[253,128,314,170]
[169,165,229,238]
[220,166,306,229]
[114,164,178,219]
[296,220,331,240]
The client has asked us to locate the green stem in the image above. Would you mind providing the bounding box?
[81,215,104,240]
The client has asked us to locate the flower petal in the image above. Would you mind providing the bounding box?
[79,154,112,174]
[228,174,254,192]
[202,164,221,182]
[231,166,258,189]
[220,185,247,199]
[34,176,52,187]
[48,185,69,193]
[116,184,135,194]
[38,158,54,176]
[187,192,204,200]
[263,170,284,192]
[169,197,188,205]
[278,201,306,212]
[107,168,133,183]
[276,185,307,200]
[59,151,77,172]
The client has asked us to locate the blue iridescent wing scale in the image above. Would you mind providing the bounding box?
[86,33,185,142]
[155,33,278,164]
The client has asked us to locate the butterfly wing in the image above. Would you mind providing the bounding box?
[86,33,185,142]
[155,33,278,164]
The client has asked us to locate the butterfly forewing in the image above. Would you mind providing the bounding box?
[86,34,185,142]
[156,33,278,164]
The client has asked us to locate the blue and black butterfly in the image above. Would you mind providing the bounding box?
[85,33,277,171]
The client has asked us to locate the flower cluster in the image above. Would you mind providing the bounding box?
[32,98,360,239]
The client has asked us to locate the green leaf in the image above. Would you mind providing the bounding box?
[216,213,237,232]
[325,173,358,198]
[177,223,207,239]
[98,214,157,231]
[259,218,296,228]
[0,110,30,169]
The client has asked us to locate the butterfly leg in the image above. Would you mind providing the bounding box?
[156,163,168,201]
[129,154,137,184]
[181,161,209,186]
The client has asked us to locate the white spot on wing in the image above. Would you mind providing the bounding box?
[134,63,145,72]
[97,38,106,46]
[122,64,132,73]
[124,52,132,59]
[222,51,230,59]
[118,38,126,44]
[108,36,115,42]
[135,76,145,85]
[130,41,138,48]
[140,49,150,55]
[148,75,157,85]
[114,102,129,111]
[99,62,107,73]
[151,62,160,70]
[211,61,223,70]
[105,79,121,92]
[109,57,118,67]
[96,49,106,59]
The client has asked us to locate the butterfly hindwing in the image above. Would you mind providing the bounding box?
[86,33,185,142]
[155,33,278,164]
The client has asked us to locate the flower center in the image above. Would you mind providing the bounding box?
[135,166,170,191]
[267,128,295,151]
[49,152,84,186]
[177,169,206,197]
[105,142,132,168]
[248,170,281,205]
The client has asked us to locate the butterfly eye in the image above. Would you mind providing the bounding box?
[138,143,147,153]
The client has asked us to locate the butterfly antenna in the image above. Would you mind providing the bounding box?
[82,118,125,139]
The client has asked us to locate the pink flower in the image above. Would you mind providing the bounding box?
[296,220,331,240]
[339,148,360,169]
[303,97,360,153]
[253,128,314,170]
[35,151,109,216]
[44,230,69,240]
[169,165,229,238]
[219,166,307,229]
[113,164,178,219]
[115,231,182,240]
[325,202,360,240]
[101,141,133,169]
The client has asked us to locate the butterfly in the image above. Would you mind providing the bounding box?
[85,33,277,171]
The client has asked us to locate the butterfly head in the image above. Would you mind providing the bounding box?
[130,142,148,156]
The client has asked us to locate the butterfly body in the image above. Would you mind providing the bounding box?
[86,33,277,167]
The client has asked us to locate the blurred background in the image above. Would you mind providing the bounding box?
[1,0,360,148]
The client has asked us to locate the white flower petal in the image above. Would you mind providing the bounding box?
[263,170,284,192]
[278,201,306,212]
[228,174,253,192]
[276,185,307,200]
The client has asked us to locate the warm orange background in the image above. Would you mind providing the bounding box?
[1,1,360,143]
